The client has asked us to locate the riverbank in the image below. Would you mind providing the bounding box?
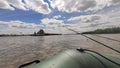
[82,27,120,34]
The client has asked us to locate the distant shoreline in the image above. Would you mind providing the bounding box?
[82,27,120,34]
[1,33,120,37]
[0,35,31,37]
[0,33,62,37]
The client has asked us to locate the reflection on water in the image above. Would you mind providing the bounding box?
[0,34,120,68]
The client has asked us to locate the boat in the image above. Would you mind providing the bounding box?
[19,49,120,68]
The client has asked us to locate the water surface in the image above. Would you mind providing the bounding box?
[0,34,120,68]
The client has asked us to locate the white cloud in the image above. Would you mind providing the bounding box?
[0,20,43,34]
[0,0,120,34]
[49,0,120,13]
[41,18,64,26]
[24,0,51,14]
[68,14,108,24]
[0,27,35,34]
[0,0,51,14]
[0,0,14,10]
[67,8,120,32]
[40,6,120,33]
[96,6,120,28]
[49,0,108,13]
[0,0,26,10]
[53,15,61,19]
[0,20,43,28]
[6,0,26,10]
[41,18,68,33]
[108,0,120,5]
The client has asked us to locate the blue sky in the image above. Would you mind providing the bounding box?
[0,0,120,34]
[0,9,44,24]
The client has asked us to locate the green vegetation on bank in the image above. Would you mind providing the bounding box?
[82,27,120,34]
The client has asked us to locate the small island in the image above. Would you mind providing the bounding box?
[32,29,62,36]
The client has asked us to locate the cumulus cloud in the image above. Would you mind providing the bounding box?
[0,20,44,34]
[0,0,15,10]
[7,0,26,10]
[49,0,108,13]
[41,18,67,33]
[0,0,26,10]
[108,0,120,5]
[68,14,108,24]
[41,18,64,26]
[24,0,51,14]
[67,9,120,32]
[0,20,43,28]
[49,0,120,13]
[53,15,61,19]
[0,0,119,14]
[40,18,94,34]
[68,14,110,28]
[0,0,120,34]
[40,7,120,33]
[0,0,51,14]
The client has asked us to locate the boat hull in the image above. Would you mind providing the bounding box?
[31,50,120,68]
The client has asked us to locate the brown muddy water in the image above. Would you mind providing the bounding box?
[0,34,120,68]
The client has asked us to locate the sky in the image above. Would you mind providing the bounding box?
[0,0,120,34]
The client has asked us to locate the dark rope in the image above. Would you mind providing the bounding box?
[19,60,40,68]
[77,49,120,67]
[81,34,120,54]
[86,52,108,68]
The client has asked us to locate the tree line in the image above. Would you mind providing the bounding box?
[82,27,120,34]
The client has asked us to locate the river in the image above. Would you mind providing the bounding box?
[0,34,120,68]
